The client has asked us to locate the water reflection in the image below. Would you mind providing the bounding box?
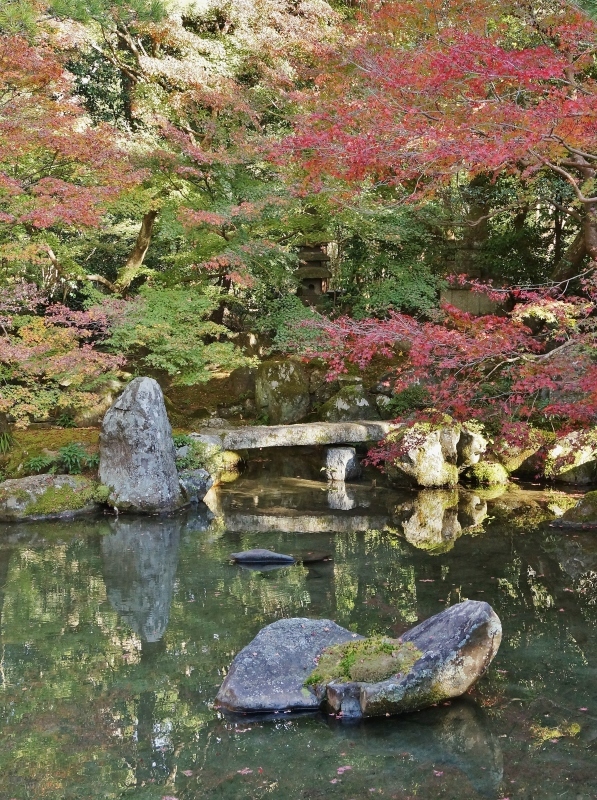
[2,480,597,800]
[101,517,181,642]
[394,490,488,554]
[329,699,503,798]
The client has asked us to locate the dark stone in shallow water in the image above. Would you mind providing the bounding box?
[216,618,362,713]
[230,548,295,565]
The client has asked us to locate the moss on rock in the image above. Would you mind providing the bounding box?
[0,474,99,521]
[24,480,97,516]
[305,636,422,687]
[464,461,509,487]
[552,490,597,528]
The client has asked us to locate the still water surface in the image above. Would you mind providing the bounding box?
[1,473,597,799]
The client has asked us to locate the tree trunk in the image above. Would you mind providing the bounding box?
[550,203,597,283]
[551,228,587,282]
[116,210,158,292]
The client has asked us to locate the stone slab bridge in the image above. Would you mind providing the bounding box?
[191,420,397,451]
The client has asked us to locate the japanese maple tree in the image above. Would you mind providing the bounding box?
[286,0,597,280]
[0,34,139,291]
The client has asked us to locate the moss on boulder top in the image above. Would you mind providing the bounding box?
[0,474,100,522]
[464,461,509,487]
[305,636,422,686]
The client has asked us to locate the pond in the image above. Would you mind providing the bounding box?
[1,468,597,800]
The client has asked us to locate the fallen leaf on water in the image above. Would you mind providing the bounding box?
[237,768,253,775]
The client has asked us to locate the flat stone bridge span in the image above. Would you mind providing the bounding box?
[191,420,396,451]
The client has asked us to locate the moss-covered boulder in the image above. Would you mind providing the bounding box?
[306,637,422,686]
[319,384,379,422]
[255,359,310,424]
[491,429,551,475]
[0,474,99,522]
[386,420,460,488]
[216,601,502,719]
[463,461,509,487]
[542,431,597,485]
[551,490,597,529]
[457,425,488,470]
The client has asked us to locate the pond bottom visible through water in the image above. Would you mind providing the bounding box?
[1,476,597,799]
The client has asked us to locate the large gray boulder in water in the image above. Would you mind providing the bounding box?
[216,600,501,718]
[216,618,361,713]
[99,377,183,513]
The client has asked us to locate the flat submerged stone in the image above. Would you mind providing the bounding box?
[230,549,295,565]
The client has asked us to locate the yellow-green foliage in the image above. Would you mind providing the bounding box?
[305,636,422,686]
[24,480,97,516]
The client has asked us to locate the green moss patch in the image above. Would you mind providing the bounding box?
[465,462,509,486]
[305,636,422,686]
[24,479,97,516]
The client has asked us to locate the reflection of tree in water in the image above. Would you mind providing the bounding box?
[226,563,311,623]
[101,517,181,642]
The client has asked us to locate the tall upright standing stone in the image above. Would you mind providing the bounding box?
[99,377,183,513]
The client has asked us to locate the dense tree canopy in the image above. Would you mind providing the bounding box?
[1,0,597,436]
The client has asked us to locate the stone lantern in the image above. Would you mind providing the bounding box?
[296,244,331,302]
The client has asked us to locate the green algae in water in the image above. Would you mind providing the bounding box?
[305,636,422,686]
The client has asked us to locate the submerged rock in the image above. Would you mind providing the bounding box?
[99,377,184,513]
[230,549,296,565]
[0,474,99,522]
[325,447,361,482]
[255,359,310,424]
[551,490,597,529]
[215,601,501,718]
[216,618,361,713]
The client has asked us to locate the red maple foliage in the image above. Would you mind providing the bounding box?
[285,0,597,275]
[0,35,141,271]
[277,0,597,449]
